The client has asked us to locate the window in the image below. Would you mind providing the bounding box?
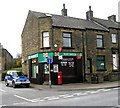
[112,54,118,70]
[32,64,37,78]
[43,32,49,47]
[111,34,117,43]
[63,32,72,47]
[96,56,105,70]
[96,35,103,48]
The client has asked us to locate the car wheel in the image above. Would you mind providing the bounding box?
[12,81,16,88]
[5,80,9,86]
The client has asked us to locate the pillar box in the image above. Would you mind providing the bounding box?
[58,71,62,85]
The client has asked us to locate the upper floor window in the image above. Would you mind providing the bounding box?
[96,35,103,48]
[63,32,72,47]
[112,54,118,70]
[111,34,117,43]
[42,32,49,47]
[96,56,105,70]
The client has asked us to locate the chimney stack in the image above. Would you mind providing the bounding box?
[108,15,116,22]
[61,4,67,16]
[86,6,93,20]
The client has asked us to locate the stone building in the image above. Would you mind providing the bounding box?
[0,43,14,71]
[21,4,120,84]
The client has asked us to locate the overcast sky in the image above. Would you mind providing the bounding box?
[0,0,119,58]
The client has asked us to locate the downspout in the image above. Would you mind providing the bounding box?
[82,30,86,82]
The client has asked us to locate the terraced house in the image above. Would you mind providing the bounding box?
[0,43,14,71]
[21,4,120,84]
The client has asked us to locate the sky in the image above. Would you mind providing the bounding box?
[0,0,119,58]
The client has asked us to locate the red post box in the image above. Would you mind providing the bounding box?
[58,71,62,85]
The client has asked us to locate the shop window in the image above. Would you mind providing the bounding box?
[42,32,49,47]
[96,56,105,70]
[32,64,38,78]
[96,35,104,48]
[111,34,117,43]
[63,32,72,47]
[44,64,49,74]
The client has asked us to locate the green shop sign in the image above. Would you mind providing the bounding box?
[59,52,82,56]
[28,52,82,63]
[28,54,38,59]
[38,52,54,63]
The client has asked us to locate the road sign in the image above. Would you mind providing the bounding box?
[47,58,52,64]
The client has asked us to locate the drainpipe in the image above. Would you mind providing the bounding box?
[82,30,86,82]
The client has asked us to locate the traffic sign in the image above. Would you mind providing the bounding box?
[47,58,52,64]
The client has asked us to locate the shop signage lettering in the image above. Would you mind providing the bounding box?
[68,62,74,67]
[61,61,74,67]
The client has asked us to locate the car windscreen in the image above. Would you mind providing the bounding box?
[12,72,24,77]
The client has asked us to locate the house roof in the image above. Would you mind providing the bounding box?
[93,17,119,29]
[30,10,108,31]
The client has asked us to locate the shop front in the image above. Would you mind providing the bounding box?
[28,52,83,85]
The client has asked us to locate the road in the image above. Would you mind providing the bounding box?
[0,81,120,107]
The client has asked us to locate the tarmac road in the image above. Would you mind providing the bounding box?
[0,81,120,107]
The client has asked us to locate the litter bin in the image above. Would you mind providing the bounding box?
[58,71,62,85]
[91,75,99,84]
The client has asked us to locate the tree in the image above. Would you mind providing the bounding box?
[13,53,22,68]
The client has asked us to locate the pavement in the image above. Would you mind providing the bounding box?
[30,81,120,91]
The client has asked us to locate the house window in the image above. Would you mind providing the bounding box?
[96,35,103,48]
[43,32,49,47]
[112,54,118,70]
[96,56,105,70]
[63,32,72,47]
[111,34,117,43]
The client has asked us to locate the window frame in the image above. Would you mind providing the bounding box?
[42,31,49,48]
[62,32,72,48]
[96,35,104,48]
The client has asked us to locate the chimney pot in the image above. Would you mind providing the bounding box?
[108,15,116,22]
[61,4,67,16]
[86,6,93,20]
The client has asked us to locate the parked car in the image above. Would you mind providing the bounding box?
[4,70,30,88]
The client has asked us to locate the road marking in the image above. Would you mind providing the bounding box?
[73,92,82,96]
[113,87,119,90]
[59,94,70,97]
[103,89,111,92]
[38,99,45,102]
[44,97,52,99]
[79,92,88,95]
[14,95,34,102]
[0,89,6,92]
[13,102,28,105]
[63,95,74,98]
[47,97,60,101]
[0,104,6,107]
[31,98,41,102]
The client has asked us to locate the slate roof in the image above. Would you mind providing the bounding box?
[93,17,119,29]
[30,10,108,31]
